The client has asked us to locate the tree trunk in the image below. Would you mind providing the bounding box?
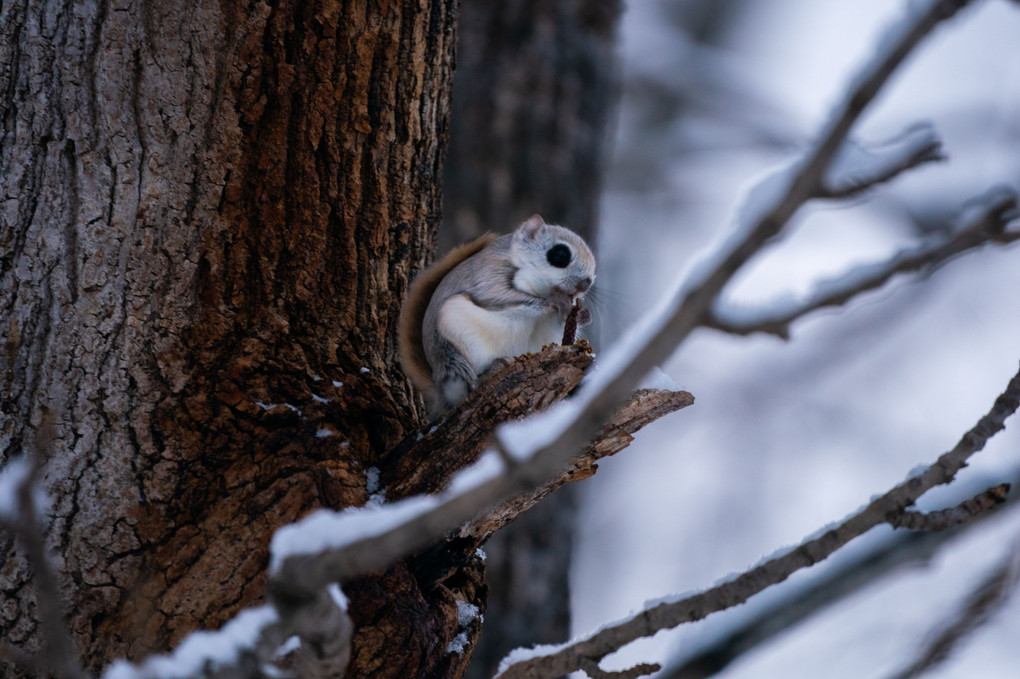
[441,0,620,250]
[441,3,621,677]
[1,0,461,676]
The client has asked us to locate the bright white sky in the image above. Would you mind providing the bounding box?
[576,1,1020,677]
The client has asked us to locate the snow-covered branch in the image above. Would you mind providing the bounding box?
[102,586,353,679]
[103,606,279,679]
[267,375,692,604]
[708,186,1020,338]
[819,123,944,198]
[495,365,1020,678]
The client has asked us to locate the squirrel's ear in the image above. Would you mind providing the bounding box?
[518,214,546,240]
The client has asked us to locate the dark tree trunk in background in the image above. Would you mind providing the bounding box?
[441,2,622,677]
[0,1,464,677]
[441,0,621,251]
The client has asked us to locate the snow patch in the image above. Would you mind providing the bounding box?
[446,450,505,495]
[447,632,469,655]
[269,496,438,574]
[639,367,684,391]
[365,467,381,495]
[446,600,481,655]
[456,600,481,627]
[823,123,940,195]
[275,636,301,657]
[256,401,302,416]
[497,642,573,676]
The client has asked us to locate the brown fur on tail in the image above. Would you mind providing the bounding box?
[398,233,497,394]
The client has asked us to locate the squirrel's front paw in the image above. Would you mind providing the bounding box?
[574,305,592,326]
[481,356,514,377]
[546,292,573,317]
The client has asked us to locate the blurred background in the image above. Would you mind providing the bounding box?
[580,1,1020,677]
[445,1,1020,677]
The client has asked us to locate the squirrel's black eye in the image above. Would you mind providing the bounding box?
[547,243,571,268]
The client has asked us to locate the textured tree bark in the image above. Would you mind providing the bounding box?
[441,3,622,677]
[0,0,459,676]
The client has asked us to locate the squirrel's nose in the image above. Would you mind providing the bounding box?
[575,277,592,293]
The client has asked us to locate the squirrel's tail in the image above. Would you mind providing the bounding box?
[398,232,496,394]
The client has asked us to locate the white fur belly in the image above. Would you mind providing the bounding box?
[438,294,562,373]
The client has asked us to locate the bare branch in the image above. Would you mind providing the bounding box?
[888,483,1010,531]
[887,539,1020,679]
[707,186,1020,338]
[661,473,1020,679]
[495,364,1020,678]
[562,303,582,346]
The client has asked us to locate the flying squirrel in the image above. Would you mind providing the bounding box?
[398,214,596,418]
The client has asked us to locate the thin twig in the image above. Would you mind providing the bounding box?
[818,123,945,199]
[707,187,1019,338]
[495,365,1020,678]
[888,484,1010,531]
[562,302,581,345]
